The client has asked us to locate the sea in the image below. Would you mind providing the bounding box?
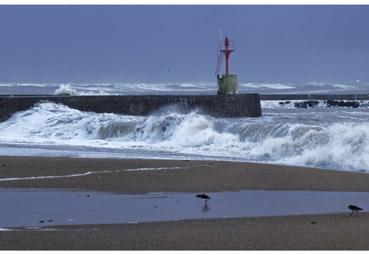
[1,81,369,173]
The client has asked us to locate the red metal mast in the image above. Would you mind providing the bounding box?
[224,37,231,76]
[216,36,235,76]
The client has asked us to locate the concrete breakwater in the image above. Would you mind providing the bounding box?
[0,94,262,122]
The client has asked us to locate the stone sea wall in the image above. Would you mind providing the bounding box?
[0,94,262,122]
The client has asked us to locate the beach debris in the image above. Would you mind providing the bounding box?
[39,220,45,223]
[310,221,317,224]
[348,204,363,216]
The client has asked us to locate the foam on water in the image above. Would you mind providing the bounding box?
[1,102,369,172]
[0,167,185,182]
[240,82,295,90]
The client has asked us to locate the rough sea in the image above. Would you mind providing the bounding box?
[1,81,369,172]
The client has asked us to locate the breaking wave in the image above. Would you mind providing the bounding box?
[1,102,369,172]
[54,84,78,96]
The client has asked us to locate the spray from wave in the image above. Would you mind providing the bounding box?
[0,102,369,172]
[54,84,78,96]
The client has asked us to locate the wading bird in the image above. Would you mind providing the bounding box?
[196,193,211,212]
[196,193,211,200]
[348,204,363,216]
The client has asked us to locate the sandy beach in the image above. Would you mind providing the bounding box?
[1,156,369,250]
[2,214,369,250]
[0,156,369,192]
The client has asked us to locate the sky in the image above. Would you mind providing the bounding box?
[0,5,369,83]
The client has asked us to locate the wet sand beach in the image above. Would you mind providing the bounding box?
[0,156,369,192]
[2,214,369,250]
[1,156,369,250]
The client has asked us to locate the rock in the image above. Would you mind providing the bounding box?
[326,100,360,108]
[294,100,319,108]
[279,101,291,105]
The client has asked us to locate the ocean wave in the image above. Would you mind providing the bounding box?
[240,83,295,90]
[1,102,369,171]
[2,81,369,96]
[54,84,78,95]
[0,83,50,87]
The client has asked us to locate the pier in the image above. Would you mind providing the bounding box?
[0,94,262,122]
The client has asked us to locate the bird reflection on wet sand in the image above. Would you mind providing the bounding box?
[202,201,210,212]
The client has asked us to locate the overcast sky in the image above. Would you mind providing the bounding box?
[1,5,369,83]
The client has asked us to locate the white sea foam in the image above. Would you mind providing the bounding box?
[1,102,369,171]
[3,81,369,96]
[2,80,369,95]
[54,84,78,95]
[0,83,49,87]
[0,172,96,182]
[260,100,297,109]
[125,167,184,171]
[332,84,357,89]
[240,83,295,90]
[0,167,185,182]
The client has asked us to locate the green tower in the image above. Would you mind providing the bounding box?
[217,74,238,95]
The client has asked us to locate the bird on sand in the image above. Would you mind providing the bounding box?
[348,204,363,216]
